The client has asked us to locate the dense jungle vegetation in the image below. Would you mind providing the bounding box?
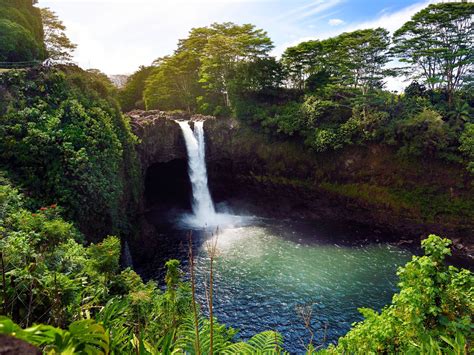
[0,0,473,353]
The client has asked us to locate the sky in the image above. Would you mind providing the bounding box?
[38,0,445,90]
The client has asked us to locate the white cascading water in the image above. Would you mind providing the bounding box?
[177,121,217,227]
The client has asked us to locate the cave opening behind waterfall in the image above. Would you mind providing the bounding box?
[144,159,192,211]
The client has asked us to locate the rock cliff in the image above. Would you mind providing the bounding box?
[204,118,473,262]
[128,110,187,171]
[127,110,473,262]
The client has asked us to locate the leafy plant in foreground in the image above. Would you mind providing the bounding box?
[328,235,473,354]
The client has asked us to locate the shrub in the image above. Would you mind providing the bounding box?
[459,123,474,173]
[0,67,140,238]
[330,235,473,353]
[395,109,450,156]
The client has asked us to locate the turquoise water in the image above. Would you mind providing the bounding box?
[193,221,412,352]
[140,217,413,352]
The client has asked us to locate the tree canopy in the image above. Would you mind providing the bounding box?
[41,7,77,62]
[0,0,45,62]
[281,28,391,92]
[392,2,474,104]
[143,22,273,115]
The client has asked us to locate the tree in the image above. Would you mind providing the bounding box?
[281,40,324,90]
[330,28,391,93]
[231,57,284,93]
[144,52,201,112]
[143,22,273,114]
[41,7,76,62]
[281,28,391,94]
[0,19,40,61]
[393,2,474,105]
[119,66,153,112]
[194,22,273,108]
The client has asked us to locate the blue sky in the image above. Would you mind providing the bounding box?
[38,0,442,86]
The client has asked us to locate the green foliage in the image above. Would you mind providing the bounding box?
[0,316,110,354]
[394,108,450,156]
[329,235,473,353]
[118,65,153,112]
[144,22,274,115]
[144,52,201,112]
[174,315,237,354]
[87,236,121,277]
[41,8,77,62]
[0,19,42,62]
[0,178,99,327]
[262,101,305,136]
[224,331,285,354]
[0,67,140,237]
[0,1,45,62]
[0,179,200,354]
[231,57,284,94]
[459,123,474,173]
[392,2,474,103]
[281,28,390,92]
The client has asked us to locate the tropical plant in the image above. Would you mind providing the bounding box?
[329,234,473,353]
[0,316,110,354]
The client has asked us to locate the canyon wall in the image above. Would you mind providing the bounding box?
[128,110,473,261]
[204,118,473,260]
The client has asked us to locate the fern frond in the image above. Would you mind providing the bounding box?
[247,331,285,354]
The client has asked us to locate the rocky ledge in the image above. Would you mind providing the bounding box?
[127,110,214,172]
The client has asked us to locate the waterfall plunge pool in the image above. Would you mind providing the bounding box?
[137,120,414,352]
[136,216,413,353]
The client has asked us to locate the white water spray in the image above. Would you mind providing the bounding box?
[176,120,247,228]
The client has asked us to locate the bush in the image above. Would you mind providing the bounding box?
[330,235,473,353]
[459,123,474,173]
[262,101,305,136]
[395,109,450,156]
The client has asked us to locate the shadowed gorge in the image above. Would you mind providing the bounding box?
[144,159,192,210]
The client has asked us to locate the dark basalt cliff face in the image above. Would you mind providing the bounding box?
[127,110,214,259]
[129,110,214,171]
[203,118,474,261]
[128,110,473,262]
[128,110,188,170]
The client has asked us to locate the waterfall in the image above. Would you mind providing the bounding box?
[177,121,217,227]
[121,241,133,268]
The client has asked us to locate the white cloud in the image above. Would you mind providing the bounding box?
[294,0,343,21]
[344,0,441,33]
[274,0,343,22]
[328,18,344,26]
[39,0,257,74]
[276,0,441,51]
